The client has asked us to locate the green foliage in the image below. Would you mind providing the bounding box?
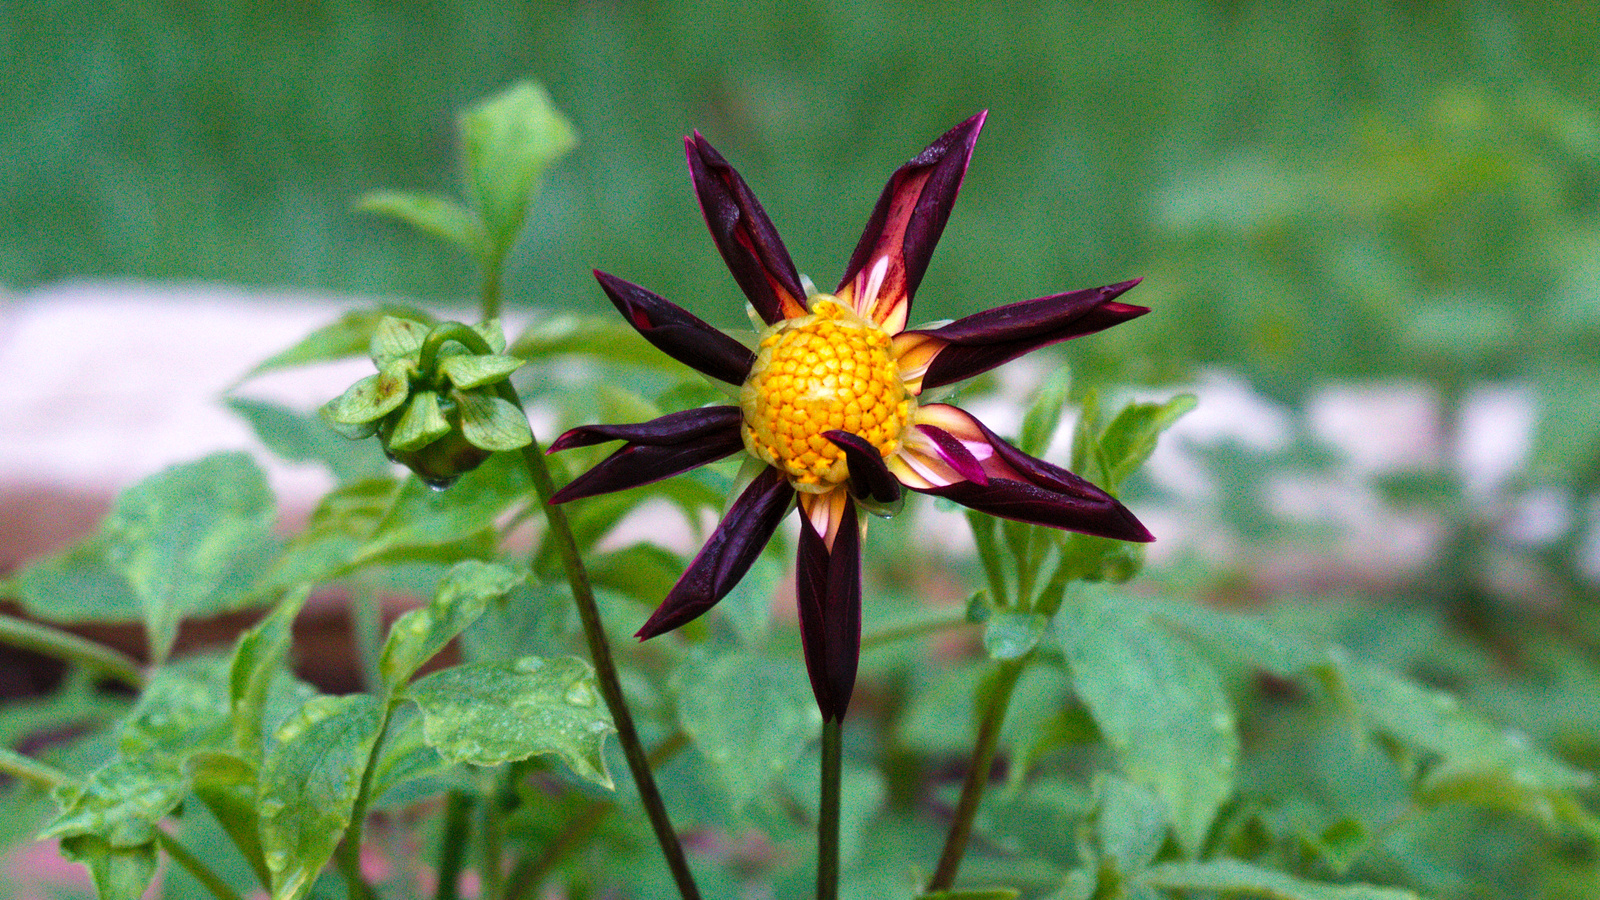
[13,453,279,662]
[4,73,1595,900]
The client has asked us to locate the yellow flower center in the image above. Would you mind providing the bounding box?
[740,296,913,491]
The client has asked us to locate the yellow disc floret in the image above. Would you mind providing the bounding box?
[741,296,913,491]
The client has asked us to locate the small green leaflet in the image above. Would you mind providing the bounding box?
[408,657,614,789]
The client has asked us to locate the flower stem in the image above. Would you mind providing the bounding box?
[926,657,1027,891]
[421,320,699,898]
[476,377,700,900]
[157,831,246,900]
[433,791,475,900]
[817,717,843,900]
[0,613,144,689]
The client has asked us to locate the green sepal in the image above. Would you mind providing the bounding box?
[57,834,157,900]
[438,353,524,389]
[457,391,532,451]
[471,318,508,354]
[370,316,430,367]
[387,391,451,452]
[355,189,486,258]
[321,369,409,426]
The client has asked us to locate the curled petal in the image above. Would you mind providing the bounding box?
[547,410,745,504]
[686,134,808,324]
[636,467,795,639]
[915,423,989,485]
[836,112,987,334]
[594,271,756,385]
[903,405,1153,542]
[548,406,742,451]
[796,498,862,722]
[900,280,1148,391]
[824,431,903,505]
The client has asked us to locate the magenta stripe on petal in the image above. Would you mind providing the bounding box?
[594,271,756,385]
[635,468,795,639]
[915,424,989,486]
[796,499,862,722]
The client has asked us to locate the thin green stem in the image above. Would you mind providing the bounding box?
[0,614,144,689]
[504,731,691,900]
[433,791,476,900]
[473,375,700,900]
[817,718,843,900]
[422,321,699,897]
[157,832,246,900]
[859,607,970,650]
[926,657,1027,892]
[512,432,702,899]
[0,746,67,789]
[479,258,504,321]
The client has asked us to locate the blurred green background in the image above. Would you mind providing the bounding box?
[6,0,1596,430]
[5,0,1599,525]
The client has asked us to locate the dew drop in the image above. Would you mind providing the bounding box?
[565,681,597,708]
[421,475,457,491]
[513,656,545,674]
[265,850,289,872]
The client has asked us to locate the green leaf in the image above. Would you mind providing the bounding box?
[233,306,434,385]
[1143,599,1325,680]
[460,81,577,254]
[57,834,157,900]
[457,391,533,451]
[438,353,524,389]
[1140,859,1418,900]
[229,589,309,754]
[1332,654,1596,828]
[42,757,188,849]
[1096,776,1168,873]
[1019,364,1073,457]
[388,390,451,452]
[227,397,389,481]
[408,657,614,788]
[353,451,529,568]
[258,693,385,900]
[673,651,822,807]
[1059,597,1238,852]
[919,890,1021,900]
[190,750,274,888]
[984,610,1051,660]
[355,189,485,257]
[16,454,280,662]
[508,314,670,371]
[378,560,522,694]
[1095,393,1198,491]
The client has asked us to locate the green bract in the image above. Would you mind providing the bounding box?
[321,317,532,487]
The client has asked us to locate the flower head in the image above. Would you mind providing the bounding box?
[550,113,1152,720]
[323,317,533,487]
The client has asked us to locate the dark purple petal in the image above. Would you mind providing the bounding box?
[594,271,756,385]
[908,280,1147,390]
[796,499,862,722]
[636,467,795,639]
[915,424,989,486]
[836,112,987,320]
[824,430,903,504]
[548,406,743,451]
[548,411,745,504]
[911,415,1153,542]
[685,134,808,324]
